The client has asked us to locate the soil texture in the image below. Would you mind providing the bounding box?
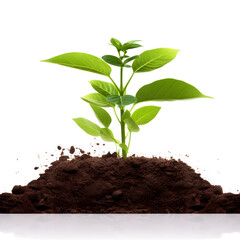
[0,151,240,213]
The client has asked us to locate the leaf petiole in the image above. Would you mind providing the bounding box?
[113,107,121,123]
[125,131,129,140]
[108,76,121,94]
[127,131,132,151]
[123,72,135,93]
[129,103,136,113]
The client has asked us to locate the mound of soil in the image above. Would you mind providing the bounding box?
[0,151,240,213]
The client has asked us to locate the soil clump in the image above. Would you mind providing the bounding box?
[0,151,239,213]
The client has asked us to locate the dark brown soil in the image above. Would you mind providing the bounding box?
[0,151,240,213]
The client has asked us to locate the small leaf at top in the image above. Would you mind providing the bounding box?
[41,52,111,76]
[121,43,142,52]
[124,40,142,44]
[81,93,113,107]
[102,55,123,67]
[90,104,112,128]
[122,110,140,132]
[100,128,119,143]
[73,117,100,136]
[136,78,213,103]
[89,80,119,96]
[107,95,136,107]
[132,48,179,73]
[110,38,122,51]
[131,106,161,125]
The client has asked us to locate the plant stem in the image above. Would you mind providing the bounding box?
[113,107,121,123]
[120,67,123,94]
[129,103,136,112]
[108,76,121,94]
[125,131,129,140]
[120,108,126,158]
[123,72,135,93]
[120,66,127,158]
[127,131,132,151]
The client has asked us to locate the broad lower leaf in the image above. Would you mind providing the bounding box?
[102,55,123,67]
[81,93,113,107]
[132,106,161,125]
[132,48,179,73]
[119,143,128,152]
[122,110,140,132]
[89,80,119,96]
[90,104,112,128]
[136,78,212,103]
[73,117,100,136]
[110,38,122,51]
[107,95,136,107]
[42,52,111,76]
[123,55,139,64]
[100,128,119,143]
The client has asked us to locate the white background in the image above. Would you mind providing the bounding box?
[0,0,240,197]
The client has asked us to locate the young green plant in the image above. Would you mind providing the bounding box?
[42,38,212,158]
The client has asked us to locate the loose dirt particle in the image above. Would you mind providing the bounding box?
[69,146,75,154]
[79,148,85,154]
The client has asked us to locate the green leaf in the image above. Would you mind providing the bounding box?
[136,78,212,103]
[132,48,179,73]
[41,52,111,76]
[73,118,100,136]
[119,143,128,152]
[100,128,119,143]
[123,55,139,64]
[81,93,113,107]
[122,110,140,132]
[132,106,161,125]
[102,55,123,67]
[107,95,136,107]
[126,40,141,44]
[121,43,142,52]
[122,110,132,120]
[89,80,119,96]
[110,38,122,51]
[90,104,112,128]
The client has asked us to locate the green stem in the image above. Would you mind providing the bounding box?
[108,76,121,94]
[123,72,135,94]
[113,107,121,123]
[120,67,123,94]
[127,131,132,151]
[129,103,136,113]
[120,66,127,158]
[125,131,129,140]
[120,108,126,158]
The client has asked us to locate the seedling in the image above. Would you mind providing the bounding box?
[42,38,212,158]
